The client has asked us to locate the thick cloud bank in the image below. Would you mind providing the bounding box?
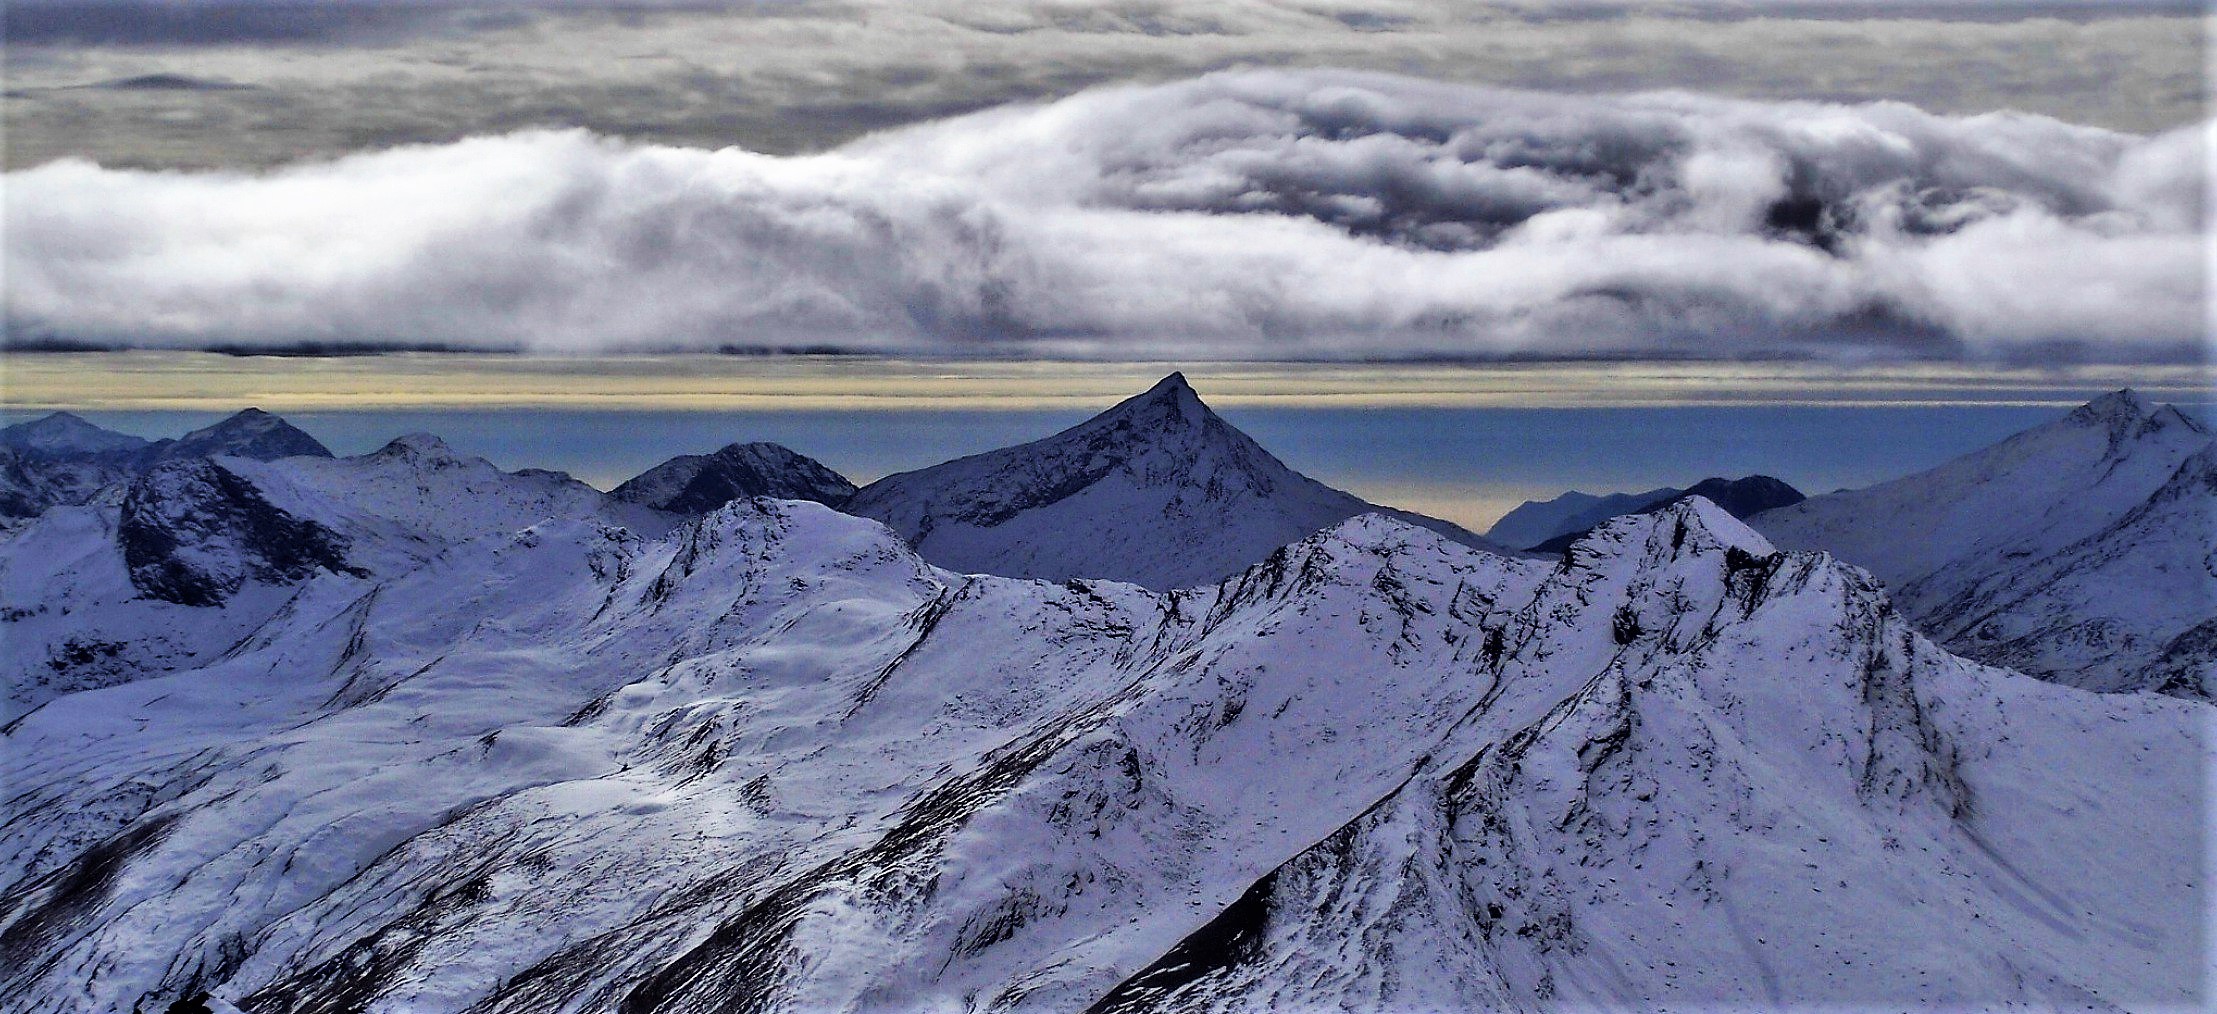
[7,70,2205,360]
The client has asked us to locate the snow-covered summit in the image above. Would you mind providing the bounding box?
[843,373,1505,588]
[0,409,329,530]
[1753,389,2214,694]
[614,441,856,514]
[153,408,332,462]
[0,430,672,718]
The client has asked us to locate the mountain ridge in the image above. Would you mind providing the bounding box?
[1752,388,2213,695]
[1525,474,1804,554]
[0,497,2197,1012]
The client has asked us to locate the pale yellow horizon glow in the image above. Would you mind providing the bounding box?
[3,352,2211,412]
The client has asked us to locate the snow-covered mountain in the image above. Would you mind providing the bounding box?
[843,373,1507,588]
[148,408,333,463]
[0,409,332,531]
[1484,485,1677,549]
[1753,390,2213,695]
[613,442,856,514]
[0,495,2200,1013]
[0,413,153,529]
[0,412,150,459]
[0,434,669,718]
[1522,475,1803,554]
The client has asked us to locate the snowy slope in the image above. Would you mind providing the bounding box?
[1092,504,2205,1011]
[1911,445,2217,695]
[0,435,672,718]
[0,497,2200,1013]
[1753,390,2213,694]
[613,442,856,514]
[843,373,1507,588]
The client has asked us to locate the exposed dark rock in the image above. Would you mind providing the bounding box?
[118,459,361,606]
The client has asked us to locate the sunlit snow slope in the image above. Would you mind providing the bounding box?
[1,494,2201,1013]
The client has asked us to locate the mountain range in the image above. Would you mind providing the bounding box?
[1752,389,2214,696]
[1516,475,1805,555]
[0,409,332,531]
[0,379,2207,1013]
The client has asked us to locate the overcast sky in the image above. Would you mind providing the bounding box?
[3,1,2207,362]
[6,1,2204,169]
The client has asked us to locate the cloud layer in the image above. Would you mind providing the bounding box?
[7,70,2206,361]
[6,2,2200,171]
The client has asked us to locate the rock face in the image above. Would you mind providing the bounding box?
[1523,475,1804,554]
[1752,390,2214,696]
[0,496,2199,1013]
[613,442,856,514]
[117,459,360,607]
[842,373,1505,588]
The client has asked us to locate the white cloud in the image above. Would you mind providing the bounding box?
[5,70,2204,361]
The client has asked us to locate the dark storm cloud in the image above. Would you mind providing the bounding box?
[8,71,2202,362]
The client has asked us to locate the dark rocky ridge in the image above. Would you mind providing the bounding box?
[613,442,856,515]
[118,458,361,607]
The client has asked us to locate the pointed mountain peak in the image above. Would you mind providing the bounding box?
[1612,496,1776,559]
[2067,389,2153,428]
[2151,403,2211,436]
[2059,388,2211,445]
[1099,371,1210,428]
